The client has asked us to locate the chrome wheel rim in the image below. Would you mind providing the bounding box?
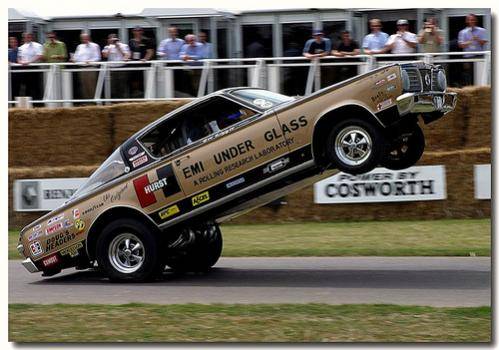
[108,233,145,274]
[335,126,372,166]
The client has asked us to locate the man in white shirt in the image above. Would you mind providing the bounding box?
[385,19,418,54]
[72,33,101,100]
[17,32,44,99]
[102,34,131,98]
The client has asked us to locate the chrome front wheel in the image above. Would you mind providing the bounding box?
[335,126,373,166]
[108,233,145,274]
[96,218,163,282]
[327,118,386,175]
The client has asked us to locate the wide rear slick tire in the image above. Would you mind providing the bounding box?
[96,218,163,282]
[327,118,386,175]
[166,224,223,273]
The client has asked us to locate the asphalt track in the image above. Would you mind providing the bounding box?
[9,257,490,306]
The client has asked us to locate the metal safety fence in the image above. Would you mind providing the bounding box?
[8,51,490,108]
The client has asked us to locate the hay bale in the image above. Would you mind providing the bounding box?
[420,87,468,152]
[111,100,190,148]
[9,106,113,167]
[464,86,491,148]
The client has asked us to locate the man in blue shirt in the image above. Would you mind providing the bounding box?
[458,14,488,86]
[180,34,206,63]
[362,19,389,54]
[458,14,488,55]
[303,30,331,59]
[157,27,185,60]
[181,34,206,96]
[198,32,214,59]
[8,37,18,63]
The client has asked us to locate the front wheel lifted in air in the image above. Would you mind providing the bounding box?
[381,124,425,170]
[326,118,386,175]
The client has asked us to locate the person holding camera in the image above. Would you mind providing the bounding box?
[102,34,131,98]
[385,19,417,54]
[417,17,444,53]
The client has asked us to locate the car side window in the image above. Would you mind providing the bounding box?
[139,96,257,158]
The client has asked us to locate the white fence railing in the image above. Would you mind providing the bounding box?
[8,51,491,108]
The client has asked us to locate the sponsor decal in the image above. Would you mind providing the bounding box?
[74,219,85,232]
[133,174,157,208]
[63,219,73,229]
[45,222,64,236]
[128,146,139,156]
[226,177,246,189]
[129,151,145,162]
[82,202,104,216]
[145,178,169,195]
[159,205,180,219]
[60,241,83,258]
[192,191,210,207]
[30,241,43,256]
[32,224,42,232]
[375,78,386,87]
[314,165,446,203]
[263,157,290,174]
[47,213,64,225]
[386,84,396,92]
[132,154,148,168]
[28,231,42,242]
[72,208,80,219]
[42,254,59,268]
[133,165,181,207]
[377,98,392,111]
[387,73,397,81]
[46,230,77,252]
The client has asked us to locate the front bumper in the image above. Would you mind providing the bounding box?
[21,257,39,273]
[396,92,457,116]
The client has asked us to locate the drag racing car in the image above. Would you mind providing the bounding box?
[18,62,456,281]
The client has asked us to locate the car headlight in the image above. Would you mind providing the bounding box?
[436,70,447,91]
[401,69,411,91]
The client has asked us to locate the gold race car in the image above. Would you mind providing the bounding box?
[18,62,456,281]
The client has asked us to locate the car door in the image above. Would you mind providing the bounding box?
[172,96,292,202]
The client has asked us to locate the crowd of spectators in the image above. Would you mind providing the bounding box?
[8,26,215,99]
[302,14,487,59]
[7,14,489,100]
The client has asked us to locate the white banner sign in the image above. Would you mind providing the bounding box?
[314,165,446,204]
[474,164,491,199]
[14,178,88,212]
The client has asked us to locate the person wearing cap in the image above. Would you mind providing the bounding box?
[303,30,331,59]
[362,19,389,54]
[385,19,417,54]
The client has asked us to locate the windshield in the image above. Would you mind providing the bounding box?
[71,148,127,199]
[231,89,294,110]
